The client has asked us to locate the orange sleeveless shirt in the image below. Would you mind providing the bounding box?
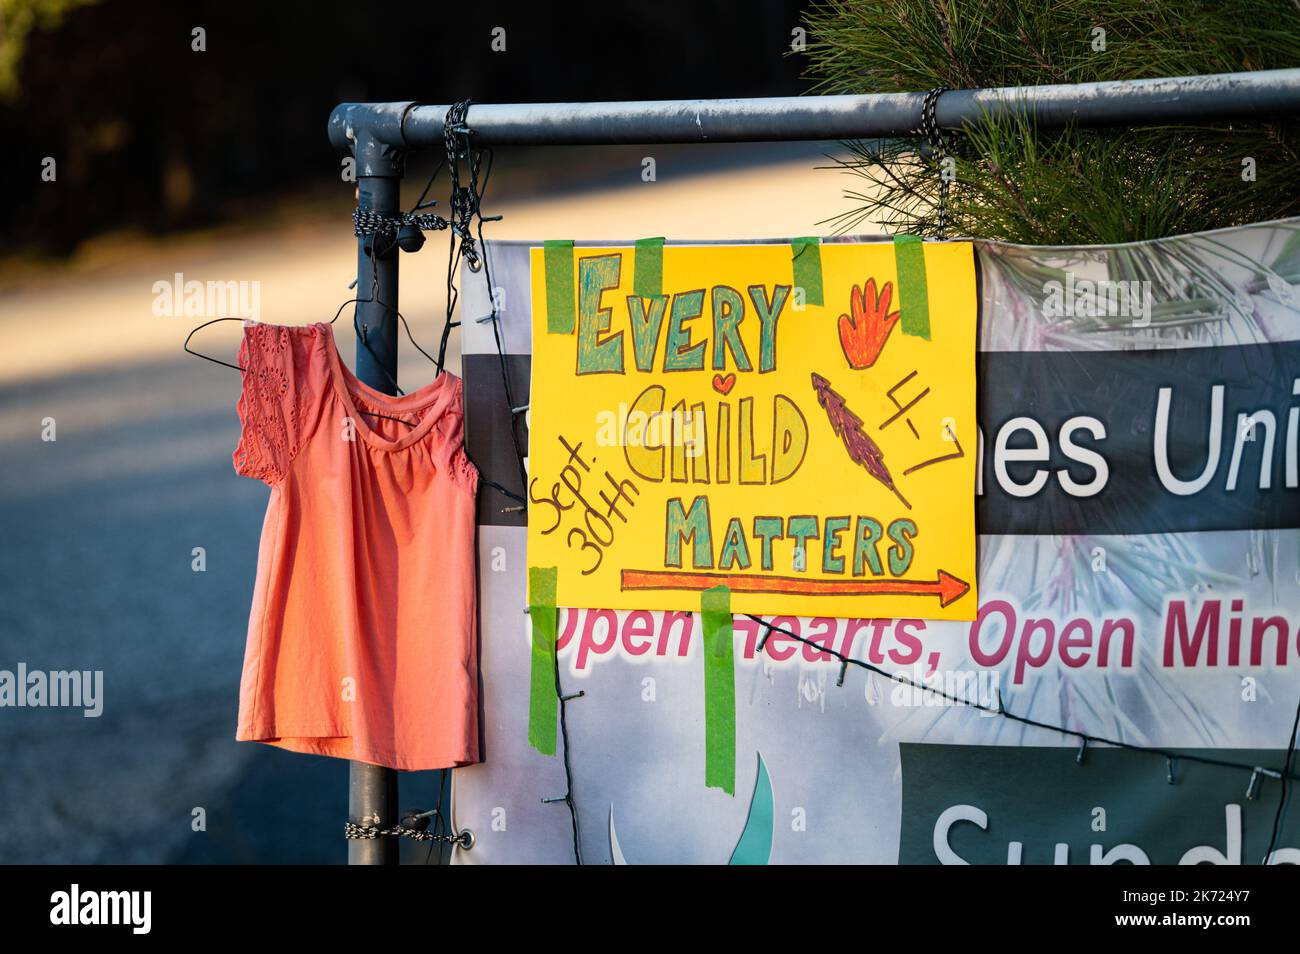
[233,321,479,771]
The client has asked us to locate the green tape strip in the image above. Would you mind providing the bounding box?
[527,566,559,756]
[790,236,824,307]
[633,237,665,298]
[893,234,932,340]
[543,240,576,334]
[701,585,736,795]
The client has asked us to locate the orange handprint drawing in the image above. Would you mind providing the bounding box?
[838,278,900,369]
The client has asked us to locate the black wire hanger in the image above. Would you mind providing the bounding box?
[184,103,527,505]
[183,185,447,430]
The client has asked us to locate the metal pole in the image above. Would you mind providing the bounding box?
[353,179,401,392]
[329,68,1300,151]
[346,134,403,865]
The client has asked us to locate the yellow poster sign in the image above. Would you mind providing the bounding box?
[527,239,978,620]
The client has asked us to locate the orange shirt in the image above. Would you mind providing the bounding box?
[233,321,479,771]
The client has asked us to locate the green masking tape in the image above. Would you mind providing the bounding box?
[543,240,576,334]
[893,234,932,340]
[634,237,665,298]
[790,236,824,307]
[527,566,559,756]
[701,585,736,795]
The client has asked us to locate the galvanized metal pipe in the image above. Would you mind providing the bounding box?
[347,171,402,867]
[352,176,401,398]
[329,68,1300,151]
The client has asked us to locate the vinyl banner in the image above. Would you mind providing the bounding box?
[526,241,978,620]
[455,222,1300,865]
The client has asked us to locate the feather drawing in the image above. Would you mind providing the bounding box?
[811,372,911,510]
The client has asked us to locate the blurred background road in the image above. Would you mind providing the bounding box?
[0,0,861,862]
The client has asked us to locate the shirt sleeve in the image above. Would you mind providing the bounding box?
[233,322,319,485]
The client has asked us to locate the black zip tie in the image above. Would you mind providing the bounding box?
[560,690,586,702]
[836,660,848,687]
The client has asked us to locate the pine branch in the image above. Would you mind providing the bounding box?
[801,0,1300,243]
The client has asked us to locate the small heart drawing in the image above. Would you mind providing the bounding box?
[712,373,736,395]
[838,277,900,369]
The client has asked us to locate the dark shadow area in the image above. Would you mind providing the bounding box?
[4,0,810,257]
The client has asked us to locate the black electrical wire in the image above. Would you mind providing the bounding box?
[1265,688,1300,863]
[443,102,583,863]
[745,613,1300,789]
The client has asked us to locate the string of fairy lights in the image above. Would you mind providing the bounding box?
[443,104,584,863]
[745,613,1300,865]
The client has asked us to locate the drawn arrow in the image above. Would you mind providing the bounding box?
[621,569,971,607]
